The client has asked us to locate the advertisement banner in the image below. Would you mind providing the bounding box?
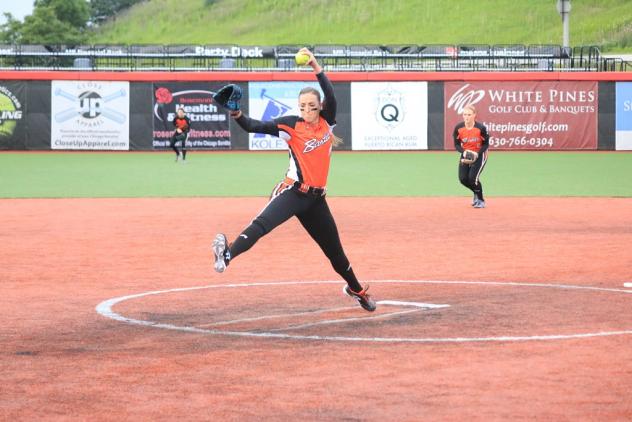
[152,83,231,150]
[351,82,428,150]
[616,82,632,150]
[444,81,598,150]
[247,81,321,151]
[51,81,130,150]
[0,82,26,150]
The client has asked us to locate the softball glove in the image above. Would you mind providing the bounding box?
[213,84,242,111]
[461,150,479,165]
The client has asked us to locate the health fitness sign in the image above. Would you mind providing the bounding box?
[152,82,231,150]
[444,81,598,150]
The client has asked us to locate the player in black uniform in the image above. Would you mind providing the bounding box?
[452,104,489,208]
[170,108,191,162]
[211,48,376,312]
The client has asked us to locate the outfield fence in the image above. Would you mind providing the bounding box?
[1,70,632,152]
[1,44,631,72]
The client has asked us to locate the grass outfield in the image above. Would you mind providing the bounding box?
[1,151,631,198]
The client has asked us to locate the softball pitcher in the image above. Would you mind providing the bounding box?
[452,104,489,208]
[211,48,376,312]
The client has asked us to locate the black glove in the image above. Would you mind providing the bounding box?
[212,84,242,111]
[461,150,479,165]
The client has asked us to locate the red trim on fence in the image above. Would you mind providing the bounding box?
[1,70,632,82]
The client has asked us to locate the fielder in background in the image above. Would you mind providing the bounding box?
[210,48,376,312]
[453,104,489,208]
[170,107,191,162]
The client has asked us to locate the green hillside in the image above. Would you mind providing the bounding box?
[91,0,632,52]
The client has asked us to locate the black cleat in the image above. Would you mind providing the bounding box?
[343,285,377,312]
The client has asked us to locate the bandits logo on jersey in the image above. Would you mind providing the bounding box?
[303,132,331,153]
[461,137,480,144]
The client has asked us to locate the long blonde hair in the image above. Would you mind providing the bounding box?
[299,87,343,147]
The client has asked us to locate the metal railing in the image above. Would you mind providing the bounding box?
[0,43,629,72]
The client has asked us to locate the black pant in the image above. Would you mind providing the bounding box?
[228,183,363,292]
[170,132,187,158]
[458,152,487,201]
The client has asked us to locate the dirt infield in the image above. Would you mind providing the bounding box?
[2,197,632,420]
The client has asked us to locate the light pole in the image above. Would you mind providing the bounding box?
[557,0,571,49]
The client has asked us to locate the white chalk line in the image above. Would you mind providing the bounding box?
[197,305,358,328]
[378,300,450,309]
[95,280,632,344]
[266,309,422,332]
[198,300,446,330]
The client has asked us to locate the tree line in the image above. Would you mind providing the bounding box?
[0,0,144,45]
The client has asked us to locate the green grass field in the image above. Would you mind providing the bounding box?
[1,151,631,198]
[91,0,632,52]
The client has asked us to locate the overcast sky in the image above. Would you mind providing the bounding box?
[0,0,35,24]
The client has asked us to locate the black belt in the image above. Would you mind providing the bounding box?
[284,177,326,197]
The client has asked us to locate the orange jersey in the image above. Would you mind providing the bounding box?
[173,116,190,132]
[453,122,489,153]
[235,71,337,188]
[277,116,333,187]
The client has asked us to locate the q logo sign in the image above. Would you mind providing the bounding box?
[375,85,404,130]
[0,85,23,138]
